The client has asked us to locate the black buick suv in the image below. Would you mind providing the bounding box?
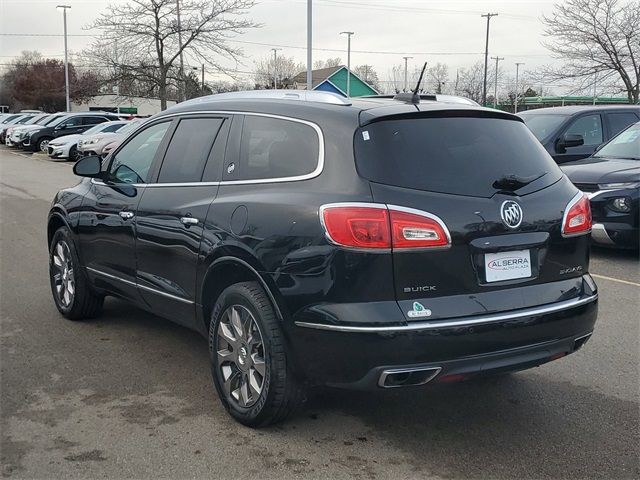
[47,90,598,427]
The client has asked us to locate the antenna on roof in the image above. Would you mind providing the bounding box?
[393,62,428,104]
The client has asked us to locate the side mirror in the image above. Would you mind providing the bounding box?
[73,155,102,178]
[557,133,584,151]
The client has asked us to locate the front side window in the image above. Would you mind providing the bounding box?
[83,116,108,126]
[224,115,320,181]
[565,114,603,146]
[157,117,223,183]
[107,121,171,184]
[59,117,82,128]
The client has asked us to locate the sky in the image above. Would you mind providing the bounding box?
[0,0,573,93]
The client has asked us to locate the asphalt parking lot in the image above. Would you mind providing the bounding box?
[1,147,638,479]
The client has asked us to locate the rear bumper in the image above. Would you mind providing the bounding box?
[591,222,638,249]
[287,288,598,388]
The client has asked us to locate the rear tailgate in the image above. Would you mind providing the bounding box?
[355,112,591,321]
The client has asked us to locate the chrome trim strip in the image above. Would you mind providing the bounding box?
[590,223,615,245]
[90,111,324,187]
[378,366,442,388]
[294,294,598,333]
[85,267,194,304]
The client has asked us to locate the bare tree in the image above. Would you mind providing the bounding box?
[541,0,639,103]
[86,0,257,110]
[254,54,305,89]
[313,58,342,69]
[457,61,497,103]
[353,65,380,91]
[428,62,449,94]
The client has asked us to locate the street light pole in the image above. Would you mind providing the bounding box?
[57,5,71,112]
[307,0,312,90]
[491,56,504,108]
[514,62,525,113]
[402,56,413,92]
[481,13,498,106]
[176,0,185,102]
[271,48,281,89]
[340,31,354,97]
[201,64,205,94]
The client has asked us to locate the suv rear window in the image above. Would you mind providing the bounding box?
[354,116,562,198]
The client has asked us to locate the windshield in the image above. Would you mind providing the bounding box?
[43,115,65,126]
[2,114,22,124]
[595,123,640,160]
[519,113,568,141]
[117,120,142,135]
[354,116,562,198]
[83,123,112,136]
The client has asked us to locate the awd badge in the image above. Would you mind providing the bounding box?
[407,302,432,319]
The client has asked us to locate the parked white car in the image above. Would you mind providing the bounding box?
[47,121,129,161]
[6,114,66,147]
[77,119,139,157]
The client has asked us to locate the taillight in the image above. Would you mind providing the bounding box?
[320,203,451,250]
[320,204,391,249]
[562,192,592,237]
[389,207,450,249]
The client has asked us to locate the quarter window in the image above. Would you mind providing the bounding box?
[157,118,223,183]
[225,115,320,181]
[107,121,171,184]
[565,114,603,146]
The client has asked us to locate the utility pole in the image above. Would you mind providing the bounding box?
[514,62,525,113]
[271,48,281,89]
[201,64,205,94]
[176,0,185,102]
[491,56,504,108]
[592,72,597,105]
[340,31,354,96]
[57,5,71,112]
[402,56,413,92]
[481,13,498,106]
[307,0,312,90]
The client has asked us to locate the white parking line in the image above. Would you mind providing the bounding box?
[8,150,72,166]
[592,273,640,287]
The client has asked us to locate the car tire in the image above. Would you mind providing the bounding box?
[209,281,303,427]
[49,226,103,320]
[36,137,52,153]
[69,146,80,162]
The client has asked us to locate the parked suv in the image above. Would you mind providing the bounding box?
[48,90,598,427]
[25,112,119,153]
[518,105,640,164]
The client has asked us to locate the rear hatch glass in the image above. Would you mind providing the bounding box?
[354,115,562,198]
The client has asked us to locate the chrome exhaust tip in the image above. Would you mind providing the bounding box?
[378,366,442,388]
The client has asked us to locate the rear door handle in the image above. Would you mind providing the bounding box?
[119,210,134,220]
[180,217,199,226]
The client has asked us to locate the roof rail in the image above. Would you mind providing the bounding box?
[179,89,352,107]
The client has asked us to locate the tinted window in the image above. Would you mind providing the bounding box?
[607,112,639,137]
[157,118,223,183]
[108,122,171,184]
[595,123,640,160]
[354,116,562,198]
[59,117,82,128]
[103,123,125,133]
[83,116,107,126]
[225,115,319,181]
[565,114,602,145]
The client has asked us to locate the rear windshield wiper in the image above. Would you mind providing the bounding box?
[492,172,547,191]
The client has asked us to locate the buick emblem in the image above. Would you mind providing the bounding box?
[500,201,523,229]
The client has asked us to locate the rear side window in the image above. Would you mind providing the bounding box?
[565,114,603,145]
[607,112,639,138]
[354,116,562,198]
[224,115,320,181]
[157,118,223,183]
[83,116,107,126]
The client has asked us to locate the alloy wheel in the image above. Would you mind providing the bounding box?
[39,139,50,152]
[216,305,266,408]
[51,240,75,307]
